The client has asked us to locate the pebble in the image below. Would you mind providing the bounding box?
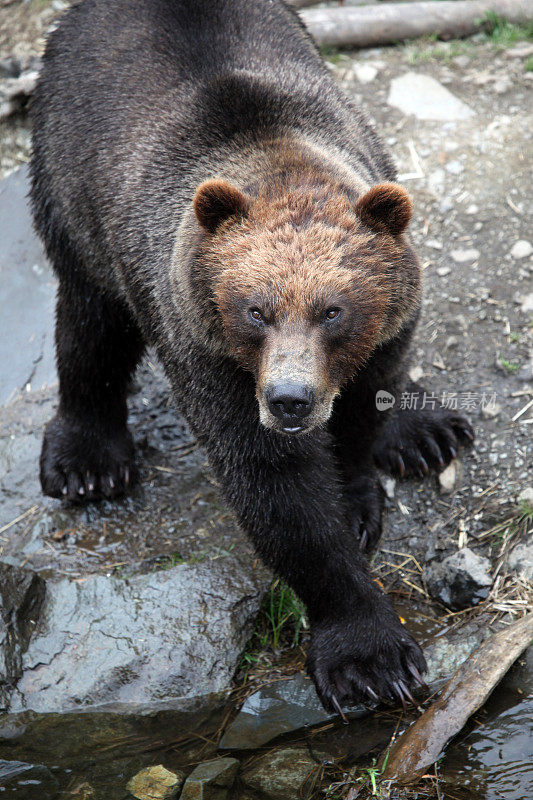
[180,758,239,800]
[466,204,479,215]
[505,43,533,59]
[427,239,443,250]
[126,766,185,800]
[508,540,533,582]
[446,159,464,175]
[453,55,471,68]
[510,240,533,259]
[352,63,378,84]
[437,266,451,277]
[439,461,460,495]
[450,248,480,264]
[519,487,533,506]
[481,399,502,419]
[519,293,533,315]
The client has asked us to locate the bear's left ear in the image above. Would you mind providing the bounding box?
[193,179,250,233]
[355,182,412,236]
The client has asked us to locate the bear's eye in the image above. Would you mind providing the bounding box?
[249,308,265,323]
[324,308,341,321]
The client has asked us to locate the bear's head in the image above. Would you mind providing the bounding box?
[188,176,420,435]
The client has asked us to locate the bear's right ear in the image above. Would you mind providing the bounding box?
[193,179,249,233]
[355,182,412,236]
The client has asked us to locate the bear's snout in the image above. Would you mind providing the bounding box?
[266,383,314,433]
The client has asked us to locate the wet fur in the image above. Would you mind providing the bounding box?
[31,0,473,710]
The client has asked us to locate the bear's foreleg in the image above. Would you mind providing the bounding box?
[40,277,145,501]
[170,351,426,710]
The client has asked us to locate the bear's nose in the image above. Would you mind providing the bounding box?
[267,384,314,422]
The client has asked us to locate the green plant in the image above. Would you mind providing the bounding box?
[526,55,533,71]
[509,331,519,343]
[264,579,307,649]
[482,11,533,46]
[319,45,343,64]
[499,355,521,373]
[157,552,185,569]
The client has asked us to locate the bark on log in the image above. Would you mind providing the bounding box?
[300,0,533,48]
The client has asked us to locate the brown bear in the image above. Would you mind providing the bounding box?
[30,0,473,711]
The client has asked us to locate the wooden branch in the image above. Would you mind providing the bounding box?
[300,0,533,48]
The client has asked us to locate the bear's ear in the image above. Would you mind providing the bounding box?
[193,179,249,233]
[355,182,412,236]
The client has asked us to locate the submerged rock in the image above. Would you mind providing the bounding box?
[0,759,59,799]
[424,548,492,610]
[219,672,369,750]
[241,747,329,800]
[126,765,184,800]
[180,757,239,800]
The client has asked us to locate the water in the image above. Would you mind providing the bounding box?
[0,627,531,799]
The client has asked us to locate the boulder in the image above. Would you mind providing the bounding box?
[0,759,59,799]
[241,747,329,800]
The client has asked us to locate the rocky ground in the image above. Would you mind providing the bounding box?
[0,1,532,799]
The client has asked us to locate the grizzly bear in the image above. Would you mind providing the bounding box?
[30,0,473,711]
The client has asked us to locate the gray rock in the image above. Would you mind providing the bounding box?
[0,166,57,405]
[518,488,533,507]
[388,73,474,121]
[445,159,463,175]
[7,555,265,714]
[508,538,533,582]
[0,760,59,799]
[180,757,239,800]
[241,747,329,800]
[126,765,185,800]
[450,248,480,263]
[424,548,492,610]
[519,293,533,315]
[438,460,461,495]
[0,565,45,711]
[219,672,368,750]
[352,63,378,84]
[424,631,484,685]
[510,240,533,259]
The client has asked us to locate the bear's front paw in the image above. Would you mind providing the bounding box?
[40,413,137,502]
[345,473,384,553]
[373,406,474,478]
[307,610,427,712]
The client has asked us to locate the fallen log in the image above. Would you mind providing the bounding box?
[300,0,533,48]
[382,612,533,785]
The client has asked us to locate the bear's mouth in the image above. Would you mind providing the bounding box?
[282,424,304,434]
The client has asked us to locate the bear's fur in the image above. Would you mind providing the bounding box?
[31,0,473,710]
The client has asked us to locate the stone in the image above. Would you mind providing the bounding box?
[241,747,329,800]
[518,488,533,507]
[437,266,451,277]
[424,631,484,685]
[481,399,502,419]
[180,758,239,800]
[510,240,533,259]
[219,672,368,750]
[445,159,463,175]
[352,63,378,83]
[424,548,492,610]
[7,554,266,714]
[0,166,57,404]
[450,249,480,264]
[519,293,533,315]
[508,538,533,583]
[126,765,185,800]
[408,366,424,383]
[439,461,460,495]
[505,43,533,58]
[0,564,45,711]
[388,73,474,121]
[0,759,59,799]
